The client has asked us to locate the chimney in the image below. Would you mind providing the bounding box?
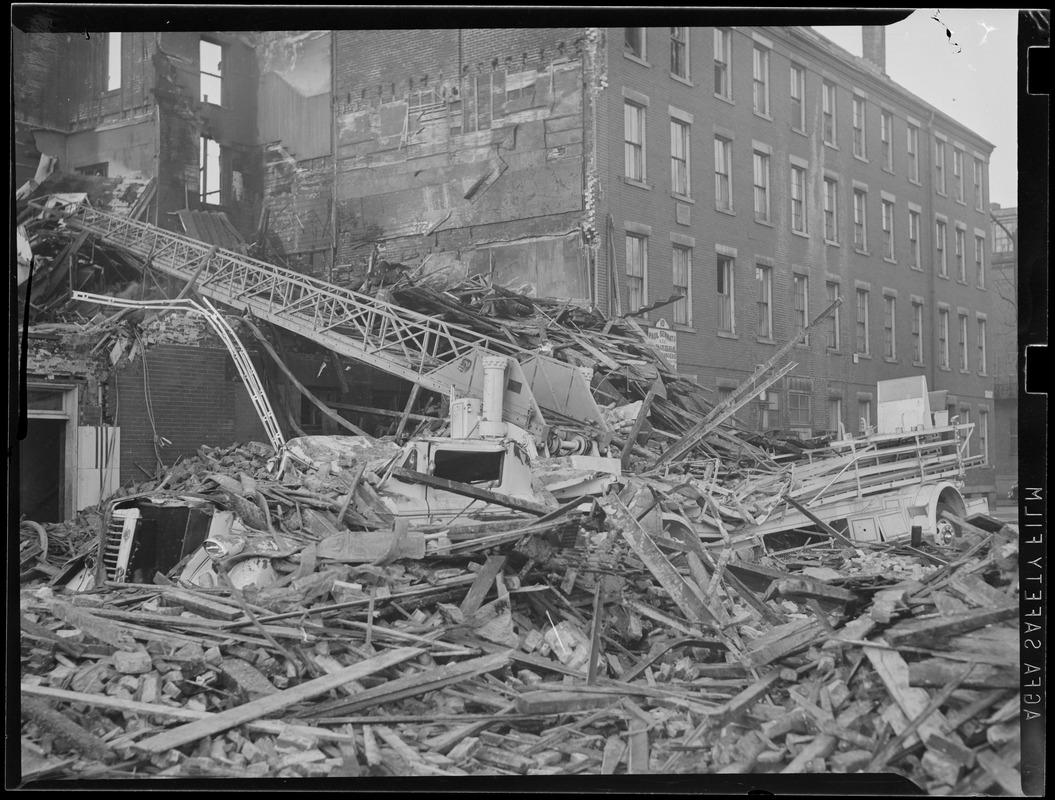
[862,25,886,73]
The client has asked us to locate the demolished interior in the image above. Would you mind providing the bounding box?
[16,185,1022,790]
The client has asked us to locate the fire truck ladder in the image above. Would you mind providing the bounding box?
[41,199,604,440]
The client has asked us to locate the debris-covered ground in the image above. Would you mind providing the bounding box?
[17,195,1023,791]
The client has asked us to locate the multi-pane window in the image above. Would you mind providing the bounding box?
[907,125,920,182]
[625,234,647,311]
[853,189,867,250]
[954,149,965,202]
[977,318,987,374]
[935,219,948,277]
[752,46,769,115]
[938,308,950,368]
[788,389,811,427]
[858,399,872,435]
[993,218,1016,252]
[823,178,838,242]
[912,301,924,363]
[884,295,896,359]
[822,81,836,145]
[852,96,866,158]
[714,28,731,99]
[624,102,645,181]
[625,28,645,59]
[791,165,807,233]
[670,27,688,78]
[717,254,735,333]
[955,227,966,281]
[199,136,222,204]
[829,397,843,435]
[908,209,921,268]
[826,282,840,350]
[975,234,986,288]
[934,138,947,194]
[882,199,895,259]
[855,288,870,355]
[756,265,772,339]
[671,119,690,196]
[979,409,989,463]
[714,137,732,211]
[790,64,805,130]
[959,314,969,371]
[880,110,893,171]
[973,157,985,210]
[107,32,122,92]
[753,151,770,221]
[200,39,223,105]
[672,245,692,325]
[793,274,808,342]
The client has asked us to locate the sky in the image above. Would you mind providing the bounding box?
[814,8,1023,208]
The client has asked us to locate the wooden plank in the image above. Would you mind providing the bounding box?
[134,646,422,754]
[423,703,516,755]
[515,691,620,715]
[908,659,1017,690]
[620,378,663,469]
[391,468,551,515]
[625,702,651,774]
[160,587,244,621]
[774,578,858,606]
[460,555,507,616]
[883,605,1018,648]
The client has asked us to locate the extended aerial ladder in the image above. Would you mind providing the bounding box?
[35,198,605,445]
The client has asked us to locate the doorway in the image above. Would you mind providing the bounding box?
[19,418,66,523]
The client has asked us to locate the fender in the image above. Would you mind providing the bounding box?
[908,481,967,537]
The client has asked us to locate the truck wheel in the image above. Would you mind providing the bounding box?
[934,491,965,545]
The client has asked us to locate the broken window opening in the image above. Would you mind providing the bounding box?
[433,449,504,484]
[200,38,223,105]
[106,32,122,92]
[199,136,223,205]
[76,163,109,177]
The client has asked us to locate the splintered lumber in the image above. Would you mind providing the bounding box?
[159,587,245,621]
[781,733,837,773]
[303,651,512,718]
[515,690,620,715]
[134,646,422,754]
[605,494,713,624]
[883,605,1018,648]
[908,659,1017,690]
[46,600,140,651]
[743,618,826,668]
[460,555,508,616]
[773,578,857,607]
[621,378,664,469]
[390,468,552,515]
[21,696,115,763]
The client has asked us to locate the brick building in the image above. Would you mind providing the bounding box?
[989,203,1018,498]
[13,23,1000,517]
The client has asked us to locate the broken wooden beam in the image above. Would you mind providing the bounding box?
[390,468,552,516]
[883,605,1018,648]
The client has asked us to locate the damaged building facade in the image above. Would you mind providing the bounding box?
[13,25,998,521]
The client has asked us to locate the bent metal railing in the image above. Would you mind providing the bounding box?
[37,198,599,436]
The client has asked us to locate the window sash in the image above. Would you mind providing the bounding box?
[756,266,772,339]
[626,235,647,310]
[939,310,950,367]
[791,167,805,232]
[935,140,946,192]
[624,104,644,180]
[671,120,689,196]
[975,236,986,287]
[884,297,896,358]
[909,211,921,267]
[853,191,866,249]
[672,245,691,325]
[908,127,919,181]
[959,315,969,370]
[714,138,731,209]
[671,27,687,77]
[954,150,965,201]
[822,83,835,143]
[714,29,730,97]
[852,97,865,156]
[936,222,947,275]
[956,229,966,280]
[856,290,869,354]
[826,283,840,349]
[790,66,804,128]
[793,275,808,333]
[753,47,769,114]
[717,256,734,332]
[625,27,644,58]
[882,201,894,258]
[912,303,924,362]
[977,320,987,373]
[753,153,769,219]
[824,180,837,241]
[881,111,893,169]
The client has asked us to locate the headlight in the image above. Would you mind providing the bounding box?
[203,534,245,560]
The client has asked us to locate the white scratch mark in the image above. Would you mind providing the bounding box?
[978,20,997,45]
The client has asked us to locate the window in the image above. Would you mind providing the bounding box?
[882,199,895,260]
[752,46,769,115]
[858,399,872,435]
[935,219,947,277]
[758,391,779,431]
[959,314,969,371]
[756,264,772,339]
[975,234,986,288]
[979,409,989,464]
[938,308,950,368]
[954,149,965,202]
[624,102,645,181]
[912,301,924,363]
[714,28,731,99]
[625,234,648,311]
[200,39,223,105]
[853,189,867,250]
[75,163,109,177]
[671,27,688,78]
[672,245,692,325]
[625,28,645,60]
[714,136,732,211]
[790,65,805,130]
[822,81,836,145]
[855,288,870,355]
[823,178,838,242]
[753,151,770,221]
[788,388,811,427]
[793,274,808,343]
[829,397,843,435]
[955,227,966,281]
[791,165,807,233]
[909,209,921,268]
[852,96,866,158]
[880,110,893,170]
[199,136,222,204]
[934,138,947,194]
[106,32,122,92]
[993,218,1016,252]
[973,157,985,210]
[826,282,840,350]
[884,295,896,359]
[907,124,920,182]
[717,254,735,333]
[670,119,690,197]
[977,317,987,374]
